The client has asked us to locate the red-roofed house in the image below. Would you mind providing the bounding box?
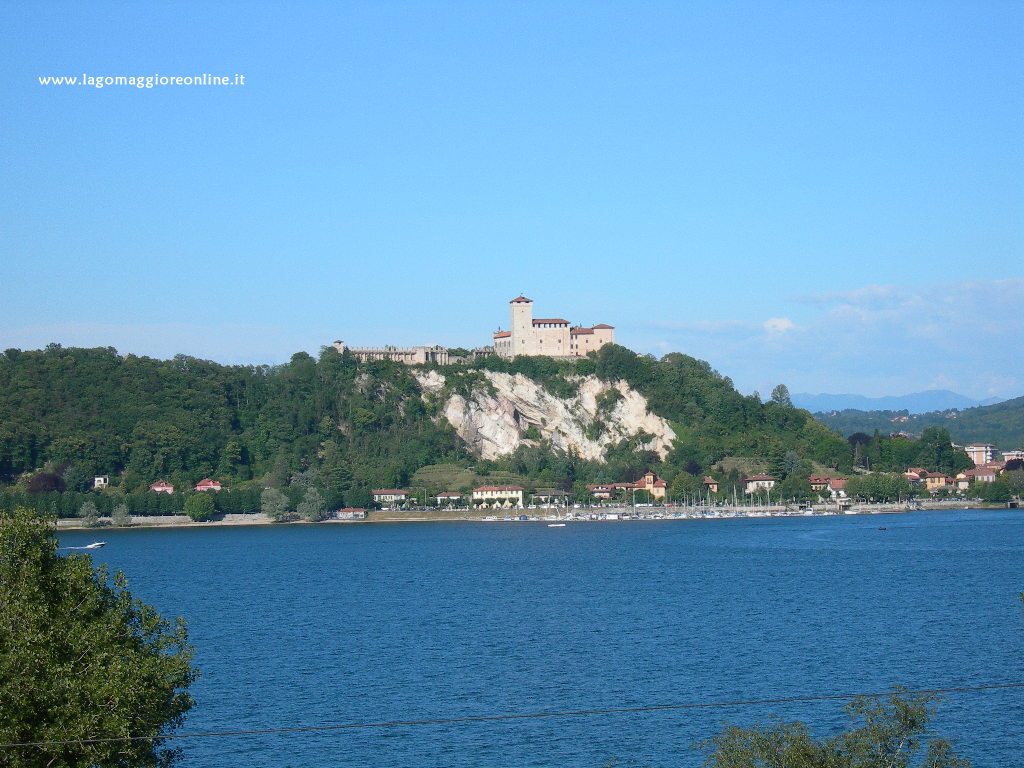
[633,471,668,500]
[827,478,847,498]
[194,478,222,493]
[809,475,832,492]
[149,480,174,495]
[703,476,719,494]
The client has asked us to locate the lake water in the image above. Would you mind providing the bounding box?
[61,509,1024,767]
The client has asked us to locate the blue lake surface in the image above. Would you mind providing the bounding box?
[61,509,1024,767]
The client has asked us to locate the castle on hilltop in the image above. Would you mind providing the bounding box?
[492,295,614,359]
[332,295,614,365]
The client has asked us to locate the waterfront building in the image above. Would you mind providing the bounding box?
[826,478,847,499]
[472,485,525,508]
[633,471,667,500]
[335,507,367,520]
[923,472,952,493]
[493,296,614,359]
[372,489,409,507]
[744,474,777,494]
[435,492,462,506]
[809,475,832,492]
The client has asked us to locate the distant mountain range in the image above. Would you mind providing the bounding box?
[792,390,1005,414]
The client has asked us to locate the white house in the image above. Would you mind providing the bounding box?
[472,485,525,508]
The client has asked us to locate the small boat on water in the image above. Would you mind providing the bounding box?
[63,542,106,551]
[547,523,566,528]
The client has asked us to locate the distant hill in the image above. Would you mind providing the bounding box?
[813,395,1024,450]
[792,390,1004,414]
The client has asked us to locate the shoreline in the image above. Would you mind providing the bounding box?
[54,499,1013,532]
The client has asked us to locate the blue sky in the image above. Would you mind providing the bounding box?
[2,1,1021,400]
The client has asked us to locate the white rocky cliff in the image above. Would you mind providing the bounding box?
[414,370,676,462]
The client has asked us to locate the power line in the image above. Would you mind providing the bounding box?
[2,681,1022,751]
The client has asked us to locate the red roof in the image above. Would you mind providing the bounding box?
[571,327,594,335]
[533,318,569,325]
[510,296,532,303]
[747,474,776,482]
[703,476,717,484]
[473,485,525,492]
[372,489,407,495]
[592,324,614,329]
[195,478,221,489]
[493,330,511,338]
[828,478,847,489]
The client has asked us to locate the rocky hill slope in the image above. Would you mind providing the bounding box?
[415,370,675,461]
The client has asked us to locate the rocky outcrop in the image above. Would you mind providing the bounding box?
[415,370,676,462]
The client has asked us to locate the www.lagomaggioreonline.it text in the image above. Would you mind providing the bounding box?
[38,73,246,89]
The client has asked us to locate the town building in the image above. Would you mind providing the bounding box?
[194,478,222,492]
[472,485,525,508]
[744,474,777,494]
[923,472,952,493]
[335,507,367,520]
[1002,450,1024,463]
[493,296,614,359]
[703,476,719,494]
[586,472,668,502]
[826,478,847,499]
[372,489,409,507]
[435,492,463,506]
[633,471,667,500]
[809,476,832,492]
[93,476,109,489]
[964,444,996,466]
[149,480,174,494]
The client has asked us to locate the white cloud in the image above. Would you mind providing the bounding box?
[762,317,795,334]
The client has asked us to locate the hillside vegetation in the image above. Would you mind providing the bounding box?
[815,395,1024,449]
[0,343,969,514]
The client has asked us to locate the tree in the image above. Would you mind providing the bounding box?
[297,487,326,522]
[0,508,196,767]
[183,492,215,522]
[112,501,132,527]
[260,487,290,522]
[78,499,99,527]
[770,384,792,408]
[703,688,970,768]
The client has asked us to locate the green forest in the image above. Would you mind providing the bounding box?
[0,344,979,516]
[814,396,1024,449]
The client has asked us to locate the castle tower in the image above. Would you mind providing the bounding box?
[509,295,533,357]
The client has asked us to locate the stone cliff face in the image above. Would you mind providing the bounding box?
[415,370,676,462]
